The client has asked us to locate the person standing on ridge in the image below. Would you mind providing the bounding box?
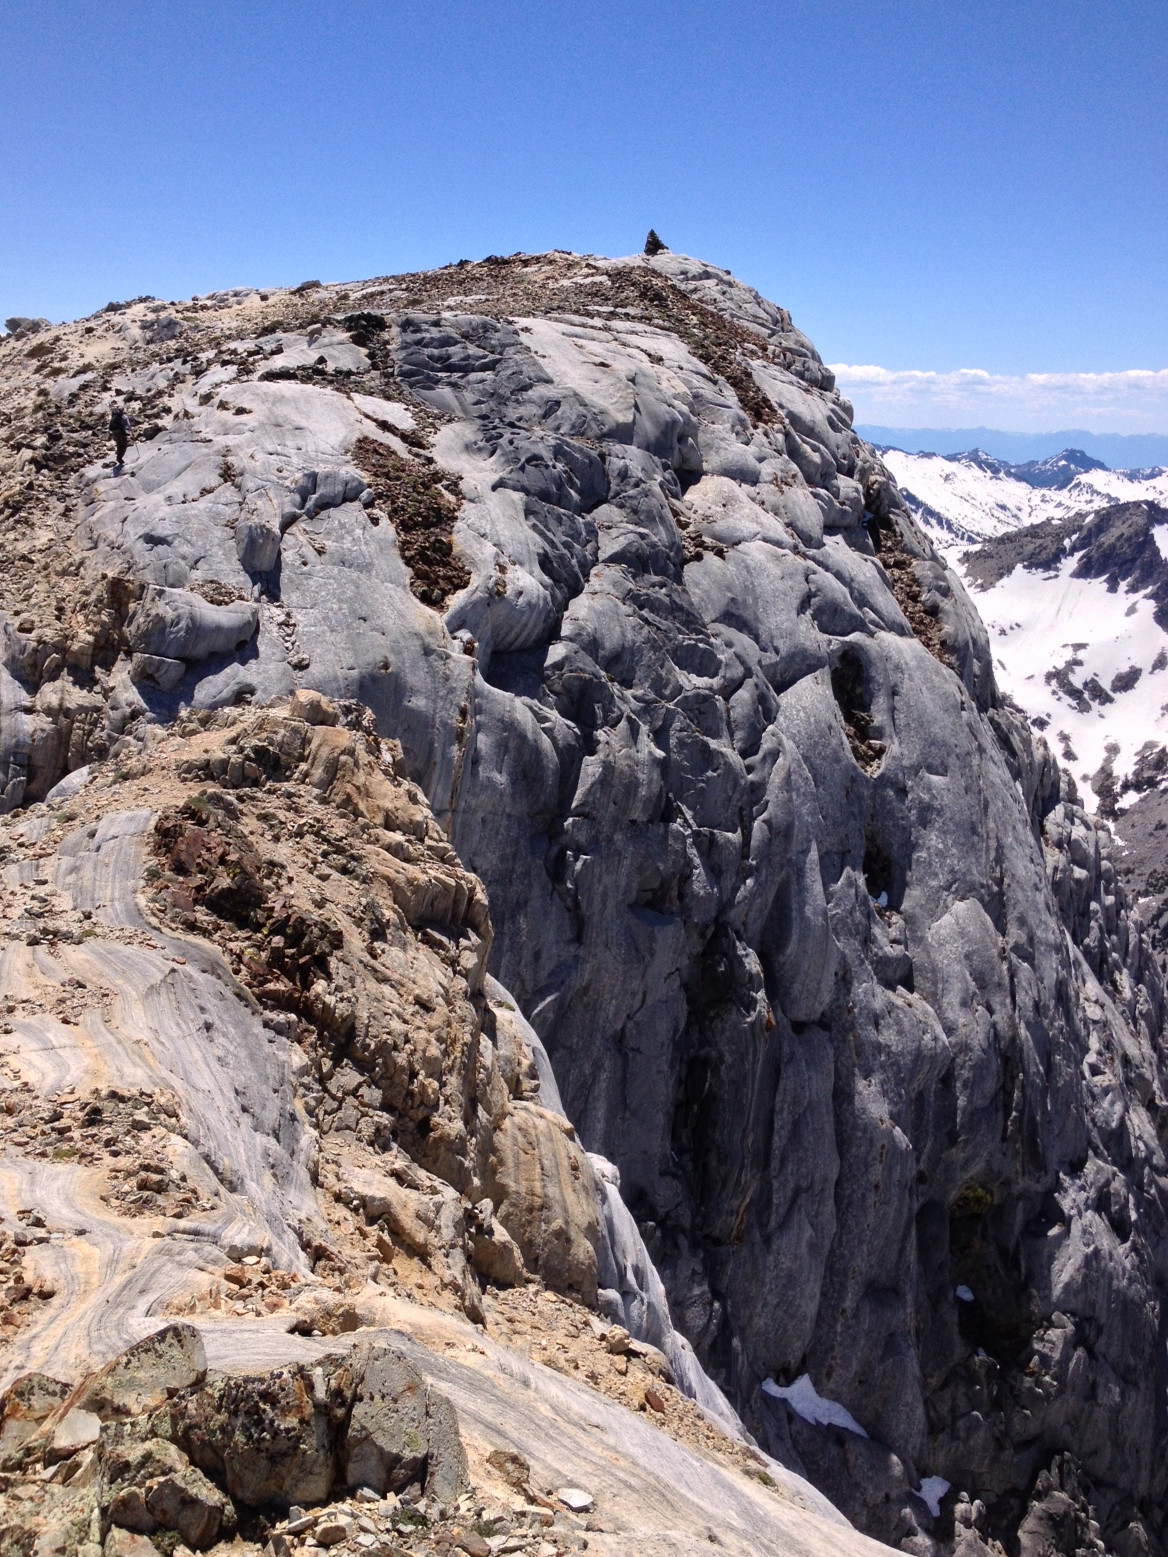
[109,402,131,466]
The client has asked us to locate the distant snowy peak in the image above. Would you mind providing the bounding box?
[1013,447,1108,488]
[957,499,1168,813]
[879,445,1168,547]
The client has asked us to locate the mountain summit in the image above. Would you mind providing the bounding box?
[1013,446,1109,488]
[2,251,1167,1557]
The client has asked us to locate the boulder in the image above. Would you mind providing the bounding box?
[289,689,338,726]
[104,1438,189,1532]
[338,1341,468,1504]
[168,1344,466,1510]
[236,517,281,574]
[129,652,186,691]
[103,1531,157,1557]
[485,1447,530,1490]
[75,1323,207,1419]
[47,1407,102,1464]
[171,1363,337,1509]
[5,316,50,337]
[0,1373,70,1469]
[145,1465,235,1548]
[469,1209,526,1288]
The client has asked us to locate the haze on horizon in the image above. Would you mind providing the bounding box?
[2,0,1164,436]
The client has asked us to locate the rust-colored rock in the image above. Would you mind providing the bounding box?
[487,1103,601,1304]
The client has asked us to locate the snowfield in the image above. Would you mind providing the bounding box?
[876,444,1168,811]
[964,553,1168,805]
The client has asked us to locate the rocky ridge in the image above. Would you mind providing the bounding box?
[2,250,1168,1556]
[0,689,830,1556]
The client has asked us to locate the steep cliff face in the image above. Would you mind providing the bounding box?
[3,251,1168,1556]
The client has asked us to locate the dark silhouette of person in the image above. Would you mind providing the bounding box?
[109,403,131,465]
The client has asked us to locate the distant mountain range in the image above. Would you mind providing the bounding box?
[855,424,1168,467]
[879,443,1168,545]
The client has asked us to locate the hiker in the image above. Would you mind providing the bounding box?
[109,403,131,465]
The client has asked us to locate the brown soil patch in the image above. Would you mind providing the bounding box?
[870,515,953,669]
[352,436,470,609]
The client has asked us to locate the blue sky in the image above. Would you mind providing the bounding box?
[3,0,1165,430]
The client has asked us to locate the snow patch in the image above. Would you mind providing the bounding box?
[761,1374,868,1437]
[915,1477,951,1518]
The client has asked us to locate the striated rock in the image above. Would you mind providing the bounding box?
[3,249,1168,1555]
[486,1103,601,1304]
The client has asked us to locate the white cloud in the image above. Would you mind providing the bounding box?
[827,364,1168,433]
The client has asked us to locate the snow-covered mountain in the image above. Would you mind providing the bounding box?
[875,444,1168,815]
[959,501,1168,812]
[881,443,1168,545]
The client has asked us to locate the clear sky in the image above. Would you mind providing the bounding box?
[3,0,1165,430]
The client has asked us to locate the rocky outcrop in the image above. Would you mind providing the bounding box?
[0,1317,874,1557]
[3,250,1168,1555]
[0,689,692,1359]
[168,1339,467,1508]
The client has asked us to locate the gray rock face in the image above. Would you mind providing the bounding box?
[4,250,1168,1554]
[338,1340,468,1503]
